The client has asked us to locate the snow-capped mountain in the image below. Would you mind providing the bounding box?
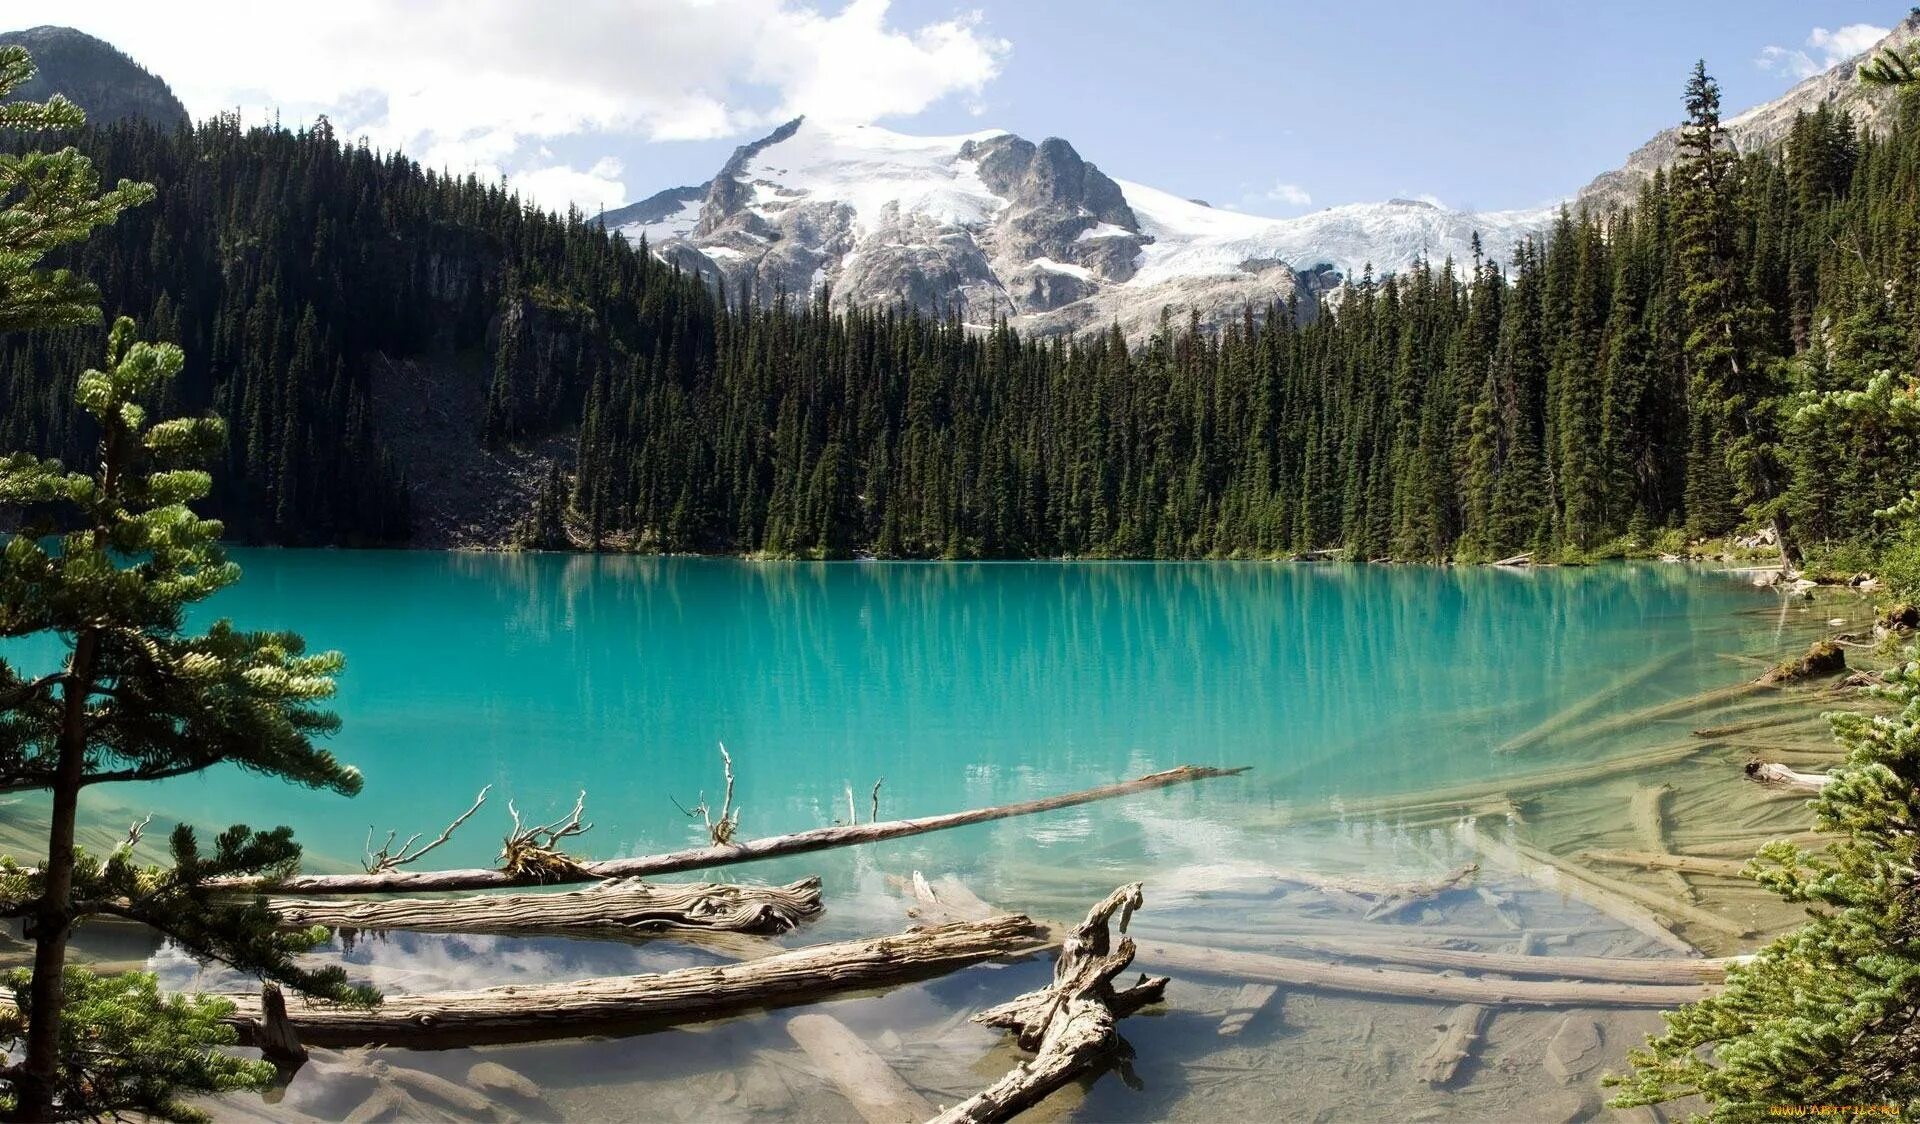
[609,117,1551,338]
[1580,12,1919,212]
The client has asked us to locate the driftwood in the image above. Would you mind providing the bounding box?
[1452,823,1701,953]
[1131,939,1709,1008]
[930,885,1168,1124]
[1246,934,1737,985]
[229,766,1246,896]
[1495,650,1689,754]
[268,877,824,937]
[1745,760,1833,792]
[786,1013,935,1124]
[1577,850,1754,880]
[1630,784,1694,902]
[1492,552,1534,567]
[1416,1002,1490,1086]
[215,914,1044,1047]
[1362,865,1480,921]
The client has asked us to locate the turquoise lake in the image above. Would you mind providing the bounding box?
[11,553,1854,1121]
[54,552,1777,875]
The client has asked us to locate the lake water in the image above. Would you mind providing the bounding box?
[6,554,1861,1122]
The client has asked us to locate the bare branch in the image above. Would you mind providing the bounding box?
[675,743,742,845]
[364,786,491,873]
[870,778,883,824]
[118,813,153,854]
[500,791,592,881]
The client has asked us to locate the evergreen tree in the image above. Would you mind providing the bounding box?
[0,319,375,1120]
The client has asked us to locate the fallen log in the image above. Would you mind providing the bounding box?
[1246,934,1737,985]
[1131,940,1709,1008]
[231,765,1247,896]
[1451,823,1701,954]
[1266,741,1705,830]
[1629,785,1694,902]
[1677,830,1834,858]
[214,914,1045,1047]
[1549,681,1780,747]
[786,1013,935,1124]
[1416,1002,1489,1087]
[1756,640,1846,685]
[1215,983,1280,1037]
[1362,865,1479,921]
[269,877,824,937]
[1492,553,1534,567]
[1495,651,1689,754]
[1744,760,1833,793]
[930,885,1168,1124]
[1576,850,1752,880]
[1495,831,1750,939]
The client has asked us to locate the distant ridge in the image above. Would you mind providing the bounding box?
[0,25,189,130]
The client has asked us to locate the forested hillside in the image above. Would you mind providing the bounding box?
[5,76,1918,563]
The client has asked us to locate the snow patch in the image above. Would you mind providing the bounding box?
[738,119,1013,239]
[615,196,701,246]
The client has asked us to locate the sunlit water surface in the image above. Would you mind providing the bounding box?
[3,554,1859,1122]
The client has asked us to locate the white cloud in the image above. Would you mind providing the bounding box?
[1264,181,1312,207]
[1757,23,1888,81]
[511,157,629,216]
[13,0,1008,213]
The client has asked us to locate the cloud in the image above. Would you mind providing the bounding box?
[15,0,1008,213]
[511,157,629,216]
[1264,182,1313,207]
[1757,23,1888,80]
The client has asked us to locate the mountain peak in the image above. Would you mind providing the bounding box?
[0,25,189,130]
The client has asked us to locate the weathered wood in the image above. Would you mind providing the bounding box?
[1678,830,1834,857]
[1550,681,1780,746]
[1452,823,1700,953]
[1744,760,1832,792]
[1362,864,1479,921]
[1248,934,1737,985]
[251,983,307,1072]
[228,766,1247,895]
[786,1013,935,1124]
[1131,939,1710,1008]
[1415,1003,1489,1086]
[1577,850,1753,879]
[268,877,823,937]
[1495,651,1689,754]
[930,885,1168,1124]
[1496,831,1750,939]
[213,914,1044,1047]
[1630,785,1694,902]
[1263,741,1705,830]
[1492,552,1534,567]
[1215,983,1280,1036]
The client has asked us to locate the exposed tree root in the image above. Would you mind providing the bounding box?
[1744,760,1833,792]
[929,885,1168,1124]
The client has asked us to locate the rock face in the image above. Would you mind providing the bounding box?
[1578,12,1920,213]
[0,25,189,130]
[610,116,1551,340]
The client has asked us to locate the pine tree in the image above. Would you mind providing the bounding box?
[0,319,375,1120]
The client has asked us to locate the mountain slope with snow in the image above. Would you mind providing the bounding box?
[612,117,1551,338]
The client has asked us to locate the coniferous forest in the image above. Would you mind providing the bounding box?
[4,75,1918,564]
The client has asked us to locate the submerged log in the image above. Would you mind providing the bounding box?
[1451,823,1701,953]
[1415,1003,1489,1087]
[1495,651,1689,754]
[1756,640,1846,686]
[1744,760,1833,792]
[1247,934,1737,985]
[1131,939,1709,1008]
[1500,831,1749,939]
[1549,680,1778,746]
[1679,830,1834,858]
[1629,785,1694,902]
[268,877,823,937]
[216,914,1044,1047]
[1576,850,1753,880]
[930,885,1168,1124]
[232,766,1248,896]
[1215,983,1280,1037]
[786,1013,935,1124]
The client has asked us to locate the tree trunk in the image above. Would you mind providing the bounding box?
[211,914,1044,1048]
[13,631,96,1123]
[227,766,1246,896]
[268,877,824,937]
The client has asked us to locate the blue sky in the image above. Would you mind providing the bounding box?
[18,1,1908,215]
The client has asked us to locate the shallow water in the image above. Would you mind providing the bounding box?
[0,555,1870,1122]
